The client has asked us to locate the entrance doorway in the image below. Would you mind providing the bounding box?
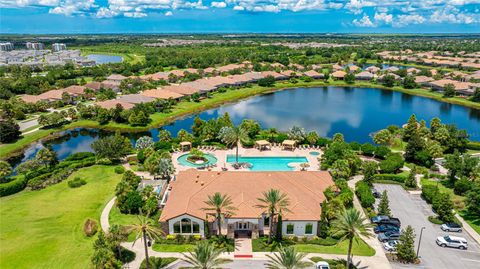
[234,221,252,238]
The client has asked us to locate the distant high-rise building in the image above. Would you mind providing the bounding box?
[52,43,67,52]
[26,42,46,50]
[0,42,14,51]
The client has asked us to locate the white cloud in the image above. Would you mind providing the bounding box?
[165,10,173,16]
[352,14,375,27]
[374,12,393,24]
[233,5,244,10]
[394,14,426,27]
[124,11,147,18]
[430,6,478,24]
[95,7,118,18]
[211,1,226,8]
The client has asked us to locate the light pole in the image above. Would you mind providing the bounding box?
[416,227,426,258]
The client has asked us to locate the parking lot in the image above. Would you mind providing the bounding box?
[374,184,480,269]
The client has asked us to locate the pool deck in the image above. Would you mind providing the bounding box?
[172,145,323,172]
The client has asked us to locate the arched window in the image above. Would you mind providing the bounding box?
[173,221,181,233]
[192,221,200,233]
[181,218,192,233]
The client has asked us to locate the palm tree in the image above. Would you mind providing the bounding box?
[126,215,164,269]
[0,161,12,180]
[265,245,312,269]
[141,257,173,269]
[331,208,373,269]
[181,240,230,269]
[257,189,291,244]
[218,126,249,163]
[202,192,237,236]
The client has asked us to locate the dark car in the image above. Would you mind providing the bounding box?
[374,225,400,234]
[371,215,390,223]
[377,217,401,227]
[378,231,401,242]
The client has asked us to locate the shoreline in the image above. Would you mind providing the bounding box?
[1,80,479,160]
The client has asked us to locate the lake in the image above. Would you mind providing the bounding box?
[87,54,123,64]
[12,86,480,165]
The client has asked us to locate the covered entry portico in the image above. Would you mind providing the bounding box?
[227,218,262,238]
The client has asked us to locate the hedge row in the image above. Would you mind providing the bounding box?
[355,181,375,208]
[372,174,406,183]
[466,141,480,150]
[0,176,27,197]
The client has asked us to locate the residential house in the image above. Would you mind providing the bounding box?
[414,76,434,86]
[365,66,380,74]
[159,170,334,238]
[141,89,184,100]
[84,81,103,91]
[95,99,135,110]
[303,70,324,79]
[331,70,347,80]
[117,94,156,105]
[355,71,375,80]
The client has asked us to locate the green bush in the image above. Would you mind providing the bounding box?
[421,185,439,204]
[64,152,95,161]
[0,176,27,196]
[114,166,125,174]
[373,174,406,183]
[140,257,177,269]
[355,181,375,208]
[379,153,404,173]
[466,141,480,150]
[428,216,443,225]
[454,178,473,195]
[96,158,112,165]
[68,177,87,188]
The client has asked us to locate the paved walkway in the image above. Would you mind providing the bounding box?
[100,197,116,232]
[234,238,253,257]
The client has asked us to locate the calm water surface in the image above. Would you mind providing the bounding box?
[87,54,123,64]
[13,86,480,165]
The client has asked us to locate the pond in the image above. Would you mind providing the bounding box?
[12,86,480,166]
[86,54,123,64]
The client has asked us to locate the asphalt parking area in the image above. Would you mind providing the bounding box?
[374,184,480,269]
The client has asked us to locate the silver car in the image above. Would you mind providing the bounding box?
[441,223,462,232]
[436,235,468,250]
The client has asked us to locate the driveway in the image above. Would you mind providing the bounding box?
[169,259,270,269]
[374,184,480,269]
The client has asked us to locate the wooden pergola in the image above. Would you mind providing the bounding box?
[282,140,296,151]
[255,140,271,151]
[179,141,192,151]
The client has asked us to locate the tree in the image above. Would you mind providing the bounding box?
[36,147,58,168]
[91,231,122,269]
[405,168,418,189]
[202,192,237,236]
[331,159,351,179]
[403,75,417,89]
[0,161,13,180]
[158,130,171,142]
[443,83,456,98]
[471,88,480,102]
[0,119,21,143]
[444,151,463,183]
[240,119,261,138]
[288,126,307,142]
[181,241,230,269]
[126,216,164,269]
[140,257,174,269]
[177,129,194,142]
[218,126,249,163]
[38,112,66,128]
[403,114,418,142]
[382,74,396,87]
[466,183,480,216]
[374,129,393,146]
[331,208,373,269]
[92,133,132,161]
[396,225,416,263]
[377,190,391,216]
[379,153,404,173]
[344,72,355,84]
[265,245,312,269]
[128,111,149,126]
[434,193,454,222]
[135,136,154,150]
[257,189,291,244]
[306,131,319,145]
[362,161,378,184]
[258,75,275,87]
[96,108,111,124]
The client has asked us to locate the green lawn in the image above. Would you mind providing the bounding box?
[109,206,140,226]
[458,210,480,235]
[0,165,121,269]
[252,237,375,256]
[420,178,465,209]
[152,243,195,252]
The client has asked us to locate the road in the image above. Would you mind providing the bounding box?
[374,184,480,269]
[168,259,270,269]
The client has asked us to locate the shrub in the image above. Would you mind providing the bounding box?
[140,257,177,269]
[96,158,112,165]
[421,185,439,204]
[466,141,480,150]
[68,177,87,188]
[360,143,376,156]
[428,216,443,225]
[64,152,95,161]
[355,181,375,208]
[349,142,361,151]
[375,146,391,159]
[372,174,406,183]
[379,153,404,173]
[0,176,27,197]
[83,218,98,237]
[454,178,473,195]
[114,166,125,174]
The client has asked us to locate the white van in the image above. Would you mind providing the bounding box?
[436,235,468,250]
[315,261,330,269]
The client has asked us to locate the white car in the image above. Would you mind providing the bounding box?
[436,235,468,250]
[315,261,330,269]
[383,240,398,252]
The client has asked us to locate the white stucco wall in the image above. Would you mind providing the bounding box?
[168,214,205,237]
[282,221,317,237]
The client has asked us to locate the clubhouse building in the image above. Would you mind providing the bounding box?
[159,169,334,238]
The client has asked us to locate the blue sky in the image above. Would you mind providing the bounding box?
[1,0,479,33]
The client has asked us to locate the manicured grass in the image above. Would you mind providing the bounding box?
[458,210,480,235]
[0,129,52,159]
[0,165,121,269]
[152,243,195,252]
[252,237,375,256]
[109,206,140,227]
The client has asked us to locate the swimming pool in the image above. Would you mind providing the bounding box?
[177,153,218,167]
[226,155,308,171]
